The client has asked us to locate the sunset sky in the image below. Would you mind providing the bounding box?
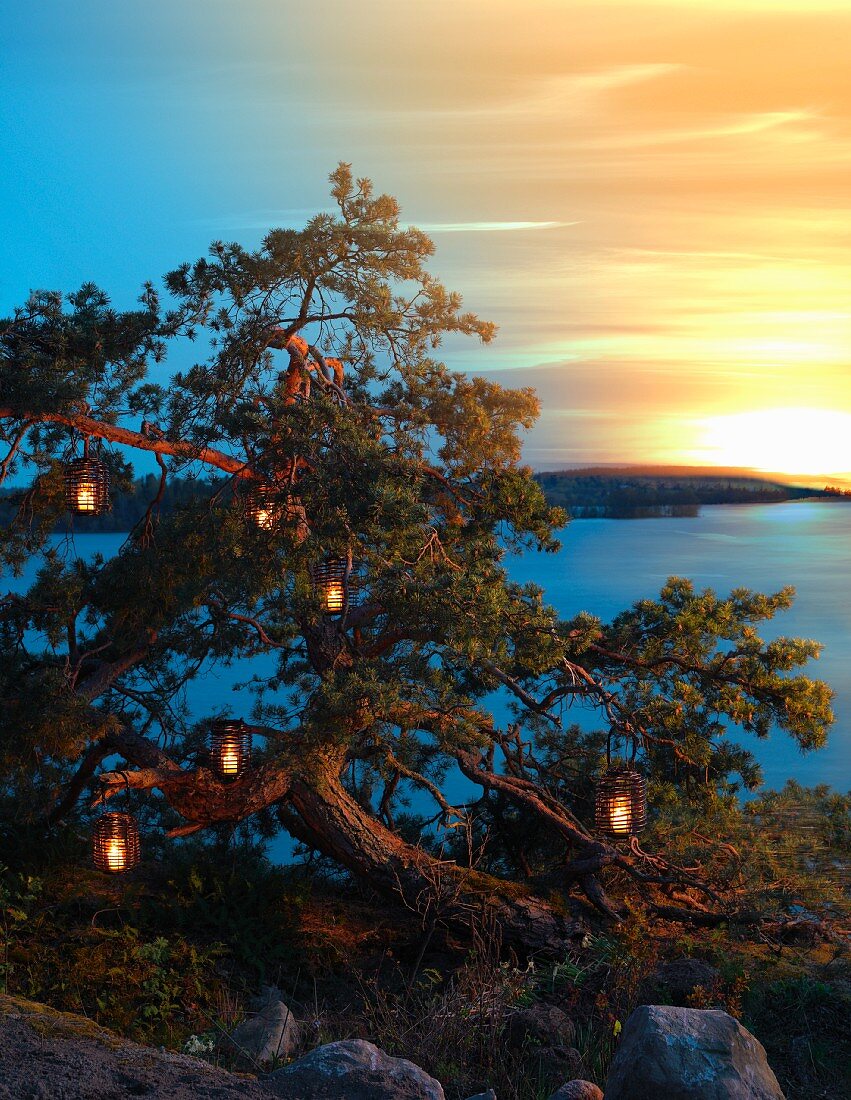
[2,1,850,473]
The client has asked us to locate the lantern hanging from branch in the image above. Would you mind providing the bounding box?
[92,811,141,874]
[312,556,351,616]
[65,442,110,516]
[210,718,252,779]
[595,767,647,838]
[243,482,281,531]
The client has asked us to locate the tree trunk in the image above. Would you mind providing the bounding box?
[89,731,588,954]
[281,765,587,956]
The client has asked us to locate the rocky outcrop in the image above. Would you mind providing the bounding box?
[0,997,443,1100]
[266,1038,445,1099]
[0,993,270,1099]
[605,1005,785,1100]
[0,992,790,1100]
[227,986,301,1066]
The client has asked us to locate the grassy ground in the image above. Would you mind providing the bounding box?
[1,838,848,1100]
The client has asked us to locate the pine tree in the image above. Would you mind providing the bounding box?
[0,165,833,951]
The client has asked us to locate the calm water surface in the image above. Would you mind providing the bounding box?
[8,501,849,794]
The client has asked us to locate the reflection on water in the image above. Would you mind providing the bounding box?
[5,502,848,800]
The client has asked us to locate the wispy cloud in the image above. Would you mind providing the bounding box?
[601,110,820,149]
[568,63,685,94]
[392,64,684,123]
[409,221,579,233]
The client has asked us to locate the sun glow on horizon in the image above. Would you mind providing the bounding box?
[689,408,851,476]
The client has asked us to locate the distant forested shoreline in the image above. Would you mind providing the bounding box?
[536,469,847,518]
[1,469,848,530]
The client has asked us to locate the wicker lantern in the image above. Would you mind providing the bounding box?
[65,456,110,516]
[92,811,141,874]
[595,767,647,838]
[244,482,281,531]
[210,718,251,779]
[312,557,351,616]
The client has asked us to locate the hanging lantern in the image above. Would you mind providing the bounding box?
[312,557,350,616]
[92,811,141,874]
[595,767,647,838]
[244,482,281,531]
[210,718,251,779]
[65,457,110,515]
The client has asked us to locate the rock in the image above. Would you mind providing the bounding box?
[507,1003,576,1048]
[228,985,300,1066]
[548,1083,603,1100]
[605,1005,786,1100]
[506,1005,583,1094]
[0,992,271,1099]
[637,958,721,1006]
[266,1038,445,1099]
[523,1043,583,1091]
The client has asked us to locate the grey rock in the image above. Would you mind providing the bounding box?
[267,1038,445,1099]
[228,985,301,1066]
[507,1003,576,1048]
[637,958,721,1006]
[605,1005,786,1100]
[548,1083,603,1100]
[0,992,271,1099]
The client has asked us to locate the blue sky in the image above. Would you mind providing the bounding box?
[3,1,850,472]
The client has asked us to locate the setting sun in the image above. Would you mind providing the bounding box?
[691,408,851,475]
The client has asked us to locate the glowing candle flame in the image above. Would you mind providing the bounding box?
[608,794,631,834]
[324,581,345,613]
[76,483,97,512]
[220,739,240,776]
[106,838,126,872]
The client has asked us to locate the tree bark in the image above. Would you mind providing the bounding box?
[280,766,587,955]
[0,408,253,478]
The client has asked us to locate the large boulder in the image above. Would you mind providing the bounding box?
[227,986,300,1066]
[266,1038,445,1099]
[605,1005,785,1100]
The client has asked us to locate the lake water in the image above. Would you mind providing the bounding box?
[508,501,850,792]
[7,501,849,797]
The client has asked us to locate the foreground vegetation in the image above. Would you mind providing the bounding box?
[2,781,847,1099]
